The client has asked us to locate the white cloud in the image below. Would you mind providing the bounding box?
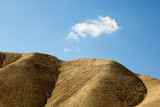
[63,48,71,52]
[77,48,80,52]
[66,32,79,41]
[67,16,120,39]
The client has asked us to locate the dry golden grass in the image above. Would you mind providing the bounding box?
[0,52,159,107]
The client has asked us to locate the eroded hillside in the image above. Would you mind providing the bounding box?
[0,52,159,107]
[0,52,60,107]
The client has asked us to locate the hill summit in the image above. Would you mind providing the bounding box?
[0,52,159,107]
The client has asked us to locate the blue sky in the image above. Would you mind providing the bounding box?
[0,0,160,79]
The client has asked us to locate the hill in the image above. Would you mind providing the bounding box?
[0,52,159,107]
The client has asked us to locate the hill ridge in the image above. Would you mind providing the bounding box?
[0,52,159,107]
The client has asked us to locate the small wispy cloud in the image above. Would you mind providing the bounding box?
[66,32,79,41]
[63,48,71,52]
[67,16,120,40]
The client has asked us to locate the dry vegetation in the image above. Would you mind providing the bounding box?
[0,52,159,107]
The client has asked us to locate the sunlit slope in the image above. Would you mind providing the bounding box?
[0,52,159,107]
[136,75,160,107]
[45,59,147,107]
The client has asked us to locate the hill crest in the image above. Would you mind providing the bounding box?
[0,52,159,107]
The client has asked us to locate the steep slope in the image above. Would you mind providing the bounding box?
[0,52,159,107]
[0,52,60,107]
[136,75,160,107]
[45,59,147,107]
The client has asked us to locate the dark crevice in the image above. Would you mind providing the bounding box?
[43,59,62,107]
[0,53,6,68]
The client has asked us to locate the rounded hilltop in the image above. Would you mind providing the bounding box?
[0,52,159,107]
